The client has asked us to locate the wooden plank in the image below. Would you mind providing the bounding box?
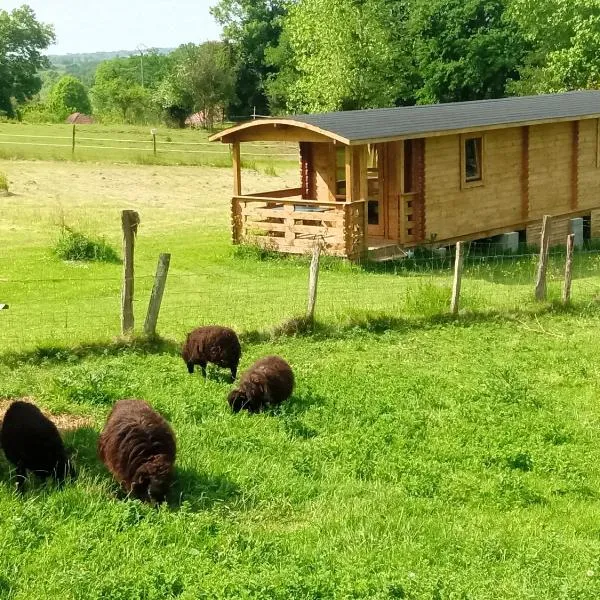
[535,215,551,301]
[450,241,464,315]
[562,233,574,304]
[572,120,579,209]
[521,126,529,220]
[143,253,171,337]
[245,221,337,236]
[234,195,343,207]
[231,142,241,196]
[121,210,140,335]
[283,203,295,244]
[248,187,302,199]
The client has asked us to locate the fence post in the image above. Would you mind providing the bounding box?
[144,253,171,337]
[562,233,575,304]
[535,215,552,301]
[450,241,464,315]
[72,124,76,155]
[151,128,157,156]
[121,210,140,335]
[306,238,322,321]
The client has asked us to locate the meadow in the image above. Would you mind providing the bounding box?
[2,148,600,598]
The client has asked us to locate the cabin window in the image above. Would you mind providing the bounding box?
[336,147,346,196]
[461,135,484,188]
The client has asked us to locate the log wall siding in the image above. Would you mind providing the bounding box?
[576,119,600,210]
[521,126,529,220]
[424,128,522,241]
[312,143,337,201]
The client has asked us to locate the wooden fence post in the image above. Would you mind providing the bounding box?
[535,215,552,301]
[306,238,322,321]
[121,210,140,335]
[72,124,76,155]
[562,233,574,304]
[450,241,464,315]
[144,253,171,337]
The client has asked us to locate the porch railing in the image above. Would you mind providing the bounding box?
[232,190,364,256]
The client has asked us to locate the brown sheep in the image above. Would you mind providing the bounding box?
[98,399,176,504]
[228,355,294,413]
[182,325,241,382]
[0,400,75,492]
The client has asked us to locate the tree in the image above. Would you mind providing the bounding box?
[409,0,529,104]
[48,75,91,120]
[154,42,235,129]
[270,0,414,113]
[90,59,150,123]
[0,5,55,117]
[507,0,600,94]
[211,0,287,116]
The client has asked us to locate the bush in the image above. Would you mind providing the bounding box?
[53,226,120,263]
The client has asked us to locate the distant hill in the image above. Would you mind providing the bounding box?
[48,48,174,66]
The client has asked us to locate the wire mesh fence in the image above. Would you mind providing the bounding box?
[3,236,600,354]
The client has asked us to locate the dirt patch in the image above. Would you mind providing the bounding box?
[0,398,94,432]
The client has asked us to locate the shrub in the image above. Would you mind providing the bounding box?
[53,226,120,263]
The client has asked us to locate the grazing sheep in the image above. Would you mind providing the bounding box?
[182,325,241,382]
[0,400,75,492]
[228,355,294,413]
[98,399,176,504]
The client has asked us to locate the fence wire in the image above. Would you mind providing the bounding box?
[2,239,600,352]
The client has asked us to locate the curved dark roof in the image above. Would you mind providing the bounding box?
[288,91,600,142]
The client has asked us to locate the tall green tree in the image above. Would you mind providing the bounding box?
[211,0,287,116]
[508,0,600,94]
[409,0,528,104]
[91,60,149,123]
[48,75,91,120]
[0,5,55,117]
[155,42,235,128]
[270,0,414,113]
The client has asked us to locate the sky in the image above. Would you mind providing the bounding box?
[3,0,223,55]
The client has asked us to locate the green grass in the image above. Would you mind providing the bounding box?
[0,122,297,170]
[0,170,8,193]
[3,159,600,597]
[53,226,121,263]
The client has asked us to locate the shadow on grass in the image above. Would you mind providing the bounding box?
[2,302,596,369]
[62,425,106,479]
[0,336,182,368]
[170,467,242,512]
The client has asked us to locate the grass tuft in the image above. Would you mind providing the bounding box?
[53,226,120,263]
[0,171,8,193]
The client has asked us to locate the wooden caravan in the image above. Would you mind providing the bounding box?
[211,91,600,260]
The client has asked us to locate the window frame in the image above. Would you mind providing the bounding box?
[460,134,485,189]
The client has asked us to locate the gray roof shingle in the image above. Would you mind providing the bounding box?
[287,91,600,142]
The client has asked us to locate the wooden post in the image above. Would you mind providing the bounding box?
[450,241,464,315]
[152,132,157,156]
[121,210,140,335]
[535,215,552,301]
[231,142,241,196]
[144,253,171,337]
[306,238,322,321]
[562,233,574,304]
[72,124,76,155]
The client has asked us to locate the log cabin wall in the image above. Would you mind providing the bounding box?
[311,143,337,201]
[576,118,600,210]
[424,128,523,242]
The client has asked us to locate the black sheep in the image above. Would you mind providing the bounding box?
[0,400,75,492]
[182,325,241,382]
[98,399,176,504]
[228,355,294,413]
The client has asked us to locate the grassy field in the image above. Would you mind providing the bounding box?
[0,122,297,169]
[3,158,600,598]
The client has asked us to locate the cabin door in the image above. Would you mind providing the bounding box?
[367,144,385,237]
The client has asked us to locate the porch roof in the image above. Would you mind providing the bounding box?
[211,90,600,145]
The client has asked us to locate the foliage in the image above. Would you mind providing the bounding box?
[91,60,150,123]
[211,0,287,116]
[53,226,120,263]
[409,0,529,103]
[155,42,234,129]
[48,75,91,120]
[273,0,413,113]
[507,0,600,94]
[0,5,55,117]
